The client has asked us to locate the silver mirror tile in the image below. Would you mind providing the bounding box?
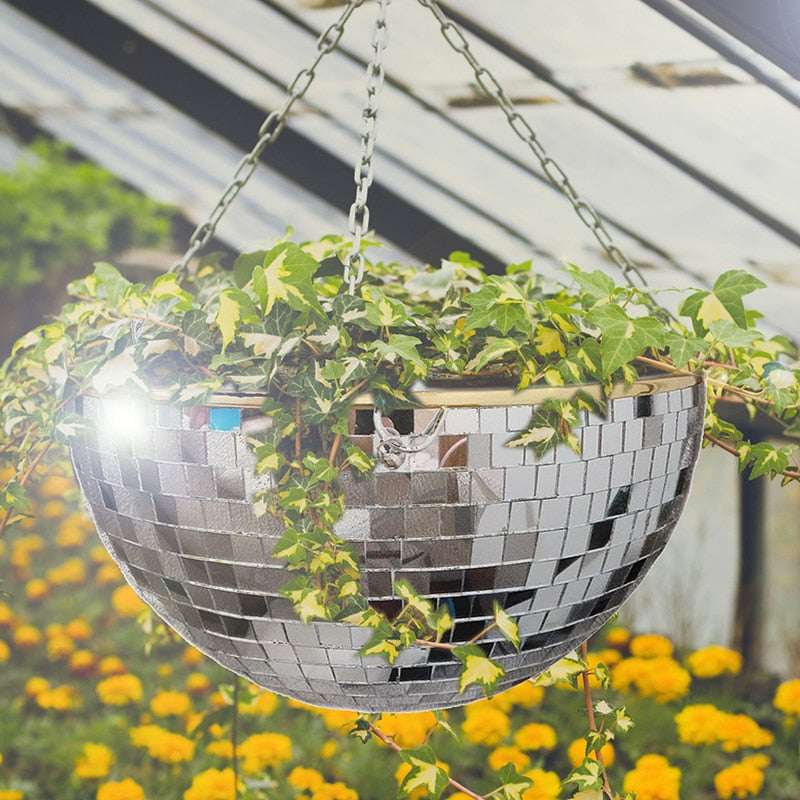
[70,379,704,712]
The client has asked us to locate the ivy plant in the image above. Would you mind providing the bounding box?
[2,233,799,698]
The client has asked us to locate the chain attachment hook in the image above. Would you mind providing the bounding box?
[373,407,446,470]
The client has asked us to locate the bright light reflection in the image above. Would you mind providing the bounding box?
[97,396,148,446]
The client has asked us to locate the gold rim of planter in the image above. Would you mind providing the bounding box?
[147,372,701,409]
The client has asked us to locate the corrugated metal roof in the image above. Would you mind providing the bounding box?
[1,0,800,329]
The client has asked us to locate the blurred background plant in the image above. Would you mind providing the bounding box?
[0,135,175,353]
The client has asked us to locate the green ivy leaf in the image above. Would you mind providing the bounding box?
[487,763,534,800]
[398,746,449,800]
[453,644,505,695]
[564,758,604,792]
[712,270,767,328]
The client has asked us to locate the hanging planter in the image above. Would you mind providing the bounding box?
[69,375,703,711]
[2,0,798,715]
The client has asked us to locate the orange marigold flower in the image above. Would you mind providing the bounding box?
[24,579,51,602]
[567,737,615,768]
[111,585,146,618]
[513,723,558,752]
[150,689,192,718]
[488,745,530,772]
[238,732,292,774]
[675,704,728,745]
[309,781,359,800]
[96,777,145,800]
[629,633,674,658]
[183,768,241,800]
[25,676,50,699]
[686,645,742,679]
[461,706,510,747]
[714,756,768,799]
[35,684,81,712]
[774,678,800,717]
[181,645,205,666]
[68,650,97,676]
[13,624,42,650]
[521,767,561,800]
[605,626,632,649]
[96,674,143,706]
[73,742,114,780]
[185,672,212,695]
[623,754,681,800]
[90,545,115,565]
[47,635,76,661]
[64,619,92,642]
[95,563,124,586]
[97,656,127,676]
[0,602,15,628]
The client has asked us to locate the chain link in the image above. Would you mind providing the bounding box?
[172,0,367,281]
[416,0,651,292]
[343,0,391,293]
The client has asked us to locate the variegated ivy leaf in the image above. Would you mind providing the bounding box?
[493,601,520,650]
[586,304,665,378]
[363,288,409,327]
[453,644,505,695]
[215,288,259,351]
[90,350,147,394]
[488,763,534,800]
[398,746,449,800]
[254,242,326,318]
[564,758,604,792]
[464,337,520,373]
[534,652,584,687]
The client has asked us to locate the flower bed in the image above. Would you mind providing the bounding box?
[0,463,798,800]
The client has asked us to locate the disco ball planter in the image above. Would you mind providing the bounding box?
[69,374,704,712]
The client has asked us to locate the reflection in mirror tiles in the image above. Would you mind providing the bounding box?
[70,379,704,711]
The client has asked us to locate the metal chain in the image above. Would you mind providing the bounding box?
[416,0,651,292]
[343,0,391,293]
[172,0,367,281]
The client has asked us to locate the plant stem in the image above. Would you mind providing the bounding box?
[368,723,486,800]
[580,641,615,800]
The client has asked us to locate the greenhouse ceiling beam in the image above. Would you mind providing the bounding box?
[3,0,506,271]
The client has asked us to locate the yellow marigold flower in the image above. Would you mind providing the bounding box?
[206,740,234,759]
[238,732,292,774]
[74,743,114,780]
[612,656,691,703]
[96,777,145,800]
[65,619,92,641]
[97,656,127,676]
[566,737,615,768]
[489,680,544,711]
[318,708,359,733]
[24,579,51,602]
[184,672,211,695]
[97,674,143,706]
[716,713,774,752]
[605,626,632,649]
[41,499,66,519]
[0,790,24,800]
[68,650,97,676]
[0,641,9,663]
[240,689,278,715]
[95,563,124,586]
[47,557,86,585]
[714,758,766,799]
[320,740,338,760]
[461,706,510,747]
[774,678,800,717]
[623,754,681,800]
[129,725,195,764]
[0,602,15,628]
[150,689,192,718]
[310,781,359,800]
[183,768,240,800]
[46,635,76,661]
[181,645,205,666]
[55,519,88,549]
[513,723,557,752]
[38,474,73,499]
[521,767,561,800]
[375,711,438,748]
[111,585,146,618]
[288,766,325,792]
[35,684,81,712]
[488,745,530,772]
[90,545,115,564]
[13,624,41,650]
[675,703,728,745]
[686,645,742,679]
[629,633,674,658]
[25,676,50,699]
